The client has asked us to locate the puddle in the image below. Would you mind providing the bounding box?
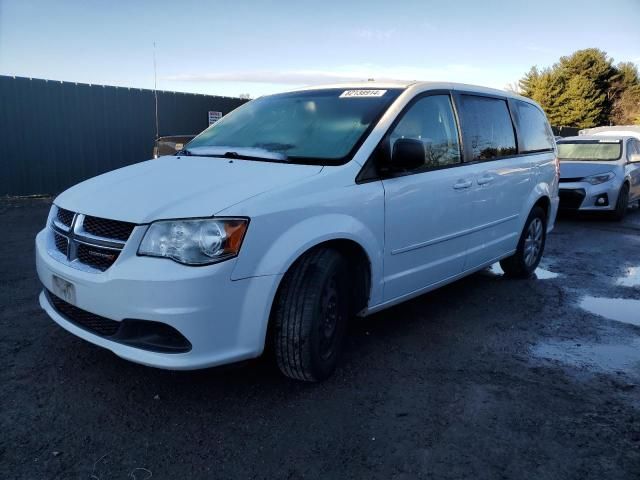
[532,339,640,375]
[616,266,640,288]
[579,296,640,327]
[487,263,559,279]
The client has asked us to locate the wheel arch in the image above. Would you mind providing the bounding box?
[262,236,373,358]
[522,180,554,232]
[311,238,370,313]
[533,195,551,220]
[230,213,383,352]
[272,237,373,316]
[232,212,383,301]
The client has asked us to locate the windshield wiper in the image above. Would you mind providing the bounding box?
[179,146,289,162]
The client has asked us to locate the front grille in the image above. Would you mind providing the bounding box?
[46,290,120,336]
[53,232,68,256]
[76,243,120,271]
[49,209,136,273]
[83,216,135,241]
[559,177,584,183]
[56,207,74,227]
[559,188,586,209]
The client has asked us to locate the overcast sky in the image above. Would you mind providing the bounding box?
[1,0,639,98]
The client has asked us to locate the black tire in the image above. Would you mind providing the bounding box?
[500,206,547,278]
[272,248,350,382]
[611,183,630,221]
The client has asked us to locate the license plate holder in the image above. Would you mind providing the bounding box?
[52,275,76,305]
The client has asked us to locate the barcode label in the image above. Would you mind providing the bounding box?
[339,89,387,98]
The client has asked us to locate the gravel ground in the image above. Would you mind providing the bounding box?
[1,197,639,480]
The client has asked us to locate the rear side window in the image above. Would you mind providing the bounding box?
[514,100,554,153]
[458,95,517,161]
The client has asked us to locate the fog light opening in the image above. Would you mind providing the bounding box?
[114,320,192,353]
[595,194,609,207]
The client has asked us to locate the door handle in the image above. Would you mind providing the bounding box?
[477,174,495,186]
[452,179,473,190]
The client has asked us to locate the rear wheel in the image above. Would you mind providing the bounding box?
[271,248,350,382]
[500,206,547,278]
[611,183,630,221]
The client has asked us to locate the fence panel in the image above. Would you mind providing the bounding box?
[0,76,247,195]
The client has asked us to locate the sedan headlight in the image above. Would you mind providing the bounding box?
[584,172,615,185]
[138,218,248,265]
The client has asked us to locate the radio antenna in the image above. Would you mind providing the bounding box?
[153,41,159,141]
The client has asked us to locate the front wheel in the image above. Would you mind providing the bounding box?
[611,183,629,221]
[271,248,350,382]
[500,206,547,278]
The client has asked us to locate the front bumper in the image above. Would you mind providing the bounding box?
[36,229,282,370]
[558,180,620,211]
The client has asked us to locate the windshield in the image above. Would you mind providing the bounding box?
[185,88,402,165]
[557,140,622,161]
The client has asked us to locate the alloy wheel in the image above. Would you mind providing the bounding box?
[523,218,543,267]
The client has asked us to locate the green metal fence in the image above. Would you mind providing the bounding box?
[0,76,247,196]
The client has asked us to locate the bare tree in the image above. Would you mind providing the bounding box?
[504,81,522,94]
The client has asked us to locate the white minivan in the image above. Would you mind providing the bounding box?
[36,82,559,381]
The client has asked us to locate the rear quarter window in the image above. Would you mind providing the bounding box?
[514,100,554,153]
[458,95,517,161]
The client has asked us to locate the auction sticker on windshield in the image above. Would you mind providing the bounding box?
[339,90,387,98]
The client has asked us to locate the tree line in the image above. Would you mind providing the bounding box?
[515,48,640,128]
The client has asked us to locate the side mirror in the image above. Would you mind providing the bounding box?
[390,138,425,171]
[629,153,640,164]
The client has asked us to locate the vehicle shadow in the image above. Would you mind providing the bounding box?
[556,201,640,224]
[56,264,534,398]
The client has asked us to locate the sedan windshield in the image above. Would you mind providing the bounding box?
[185,88,402,165]
[557,140,622,161]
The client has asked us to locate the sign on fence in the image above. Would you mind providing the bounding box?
[208,111,222,125]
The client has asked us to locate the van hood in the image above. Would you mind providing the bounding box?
[55,156,323,223]
[559,161,620,179]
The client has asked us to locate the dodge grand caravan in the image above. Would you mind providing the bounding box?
[36,82,559,381]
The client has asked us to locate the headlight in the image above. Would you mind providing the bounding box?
[584,172,615,185]
[138,218,248,265]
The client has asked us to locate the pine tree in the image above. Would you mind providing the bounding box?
[555,49,615,125]
[519,66,540,98]
[556,75,606,128]
[527,69,564,125]
[517,48,639,127]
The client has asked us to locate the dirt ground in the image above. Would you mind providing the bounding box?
[1,197,639,479]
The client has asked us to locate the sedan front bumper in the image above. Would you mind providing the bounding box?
[558,180,621,211]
